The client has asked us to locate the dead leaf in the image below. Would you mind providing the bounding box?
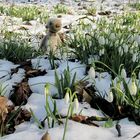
[83,89,92,103]
[41,131,51,140]
[72,115,87,122]
[10,82,32,106]
[0,96,8,122]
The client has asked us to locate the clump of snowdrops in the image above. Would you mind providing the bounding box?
[66,13,140,76]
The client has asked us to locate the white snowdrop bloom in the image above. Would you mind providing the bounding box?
[118,47,123,56]
[134,35,140,45]
[123,44,128,53]
[98,36,105,45]
[99,49,102,56]
[74,98,79,113]
[120,50,123,56]
[138,71,140,80]
[106,38,109,44]
[88,67,96,80]
[88,56,94,64]
[83,45,85,51]
[132,53,137,62]
[64,92,70,104]
[101,48,105,55]
[129,81,137,96]
[115,40,119,46]
[121,68,127,79]
[106,91,113,103]
[128,35,134,43]
[133,41,138,48]
[110,33,116,41]
[129,48,133,54]
[118,47,121,53]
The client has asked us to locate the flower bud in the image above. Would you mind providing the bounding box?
[123,44,128,53]
[133,41,138,48]
[98,36,105,45]
[64,92,70,104]
[110,33,116,41]
[99,49,102,56]
[129,48,133,54]
[101,48,105,55]
[118,47,123,56]
[106,91,113,103]
[138,71,140,79]
[74,98,79,113]
[134,35,140,45]
[88,67,95,80]
[132,53,137,62]
[106,38,109,44]
[121,68,127,79]
[129,81,137,96]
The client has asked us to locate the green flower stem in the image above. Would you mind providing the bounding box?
[62,103,71,140]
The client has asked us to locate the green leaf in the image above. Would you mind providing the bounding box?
[103,119,114,128]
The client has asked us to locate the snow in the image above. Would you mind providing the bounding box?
[0,0,140,140]
[0,59,140,140]
[0,60,24,97]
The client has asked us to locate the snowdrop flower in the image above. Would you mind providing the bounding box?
[88,56,94,64]
[118,47,123,56]
[128,35,134,43]
[101,48,105,55]
[64,92,70,104]
[134,35,140,45]
[106,38,109,44]
[115,40,119,46]
[88,67,95,80]
[83,45,85,51]
[104,29,109,34]
[129,80,137,96]
[74,98,79,113]
[106,91,113,103]
[132,53,137,62]
[98,36,105,45]
[129,73,137,96]
[121,68,127,79]
[99,49,104,56]
[123,44,128,53]
[138,71,140,79]
[129,48,133,54]
[110,33,116,41]
[133,41,138,48]
[5,44,8,50]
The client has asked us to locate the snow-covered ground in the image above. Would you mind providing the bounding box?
[0,58,140,140]
[0,0,140,140]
